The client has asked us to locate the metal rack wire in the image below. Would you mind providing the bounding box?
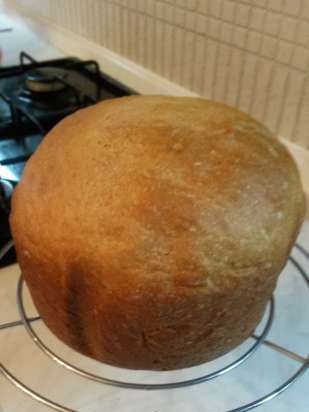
[0,240,308,412]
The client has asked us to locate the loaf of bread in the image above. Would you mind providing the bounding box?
[10,96,305,370]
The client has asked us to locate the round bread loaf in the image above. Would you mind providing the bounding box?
[10,96,305,370]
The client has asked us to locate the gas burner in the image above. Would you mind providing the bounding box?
[25,67,69,93]
[17,66,79,111]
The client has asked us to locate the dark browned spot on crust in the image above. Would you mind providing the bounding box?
[66,263,92,355]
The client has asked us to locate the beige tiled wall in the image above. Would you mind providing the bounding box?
[6,0,309,149]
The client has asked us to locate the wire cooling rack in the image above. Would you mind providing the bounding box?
[0,240,308,412]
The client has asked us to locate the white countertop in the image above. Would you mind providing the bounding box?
[0,10,63,66]
[0,8,308,412]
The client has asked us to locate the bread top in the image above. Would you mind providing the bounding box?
[11,96,305,292]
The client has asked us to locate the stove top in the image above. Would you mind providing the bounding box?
[0,51,133,266]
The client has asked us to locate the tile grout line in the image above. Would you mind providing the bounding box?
[223,0,239,104]
[290,0,309,146]
[210,0,224,100]
[275,0,305,136]
[248,4,269,115]
[262,0,286,127]
[235,1,255,108]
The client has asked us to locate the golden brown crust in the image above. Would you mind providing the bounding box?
[10,96,305,370]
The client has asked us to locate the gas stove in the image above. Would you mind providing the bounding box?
[0,52,133,266]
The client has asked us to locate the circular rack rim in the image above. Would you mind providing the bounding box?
[16,276,275,390]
